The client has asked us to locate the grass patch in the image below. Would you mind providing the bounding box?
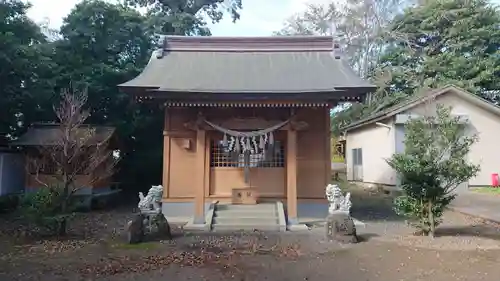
[471,186,500,195]
[111,241,159,250]
[332,179,353,190]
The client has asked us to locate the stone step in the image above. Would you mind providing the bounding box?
[211,223,281,232]
[209,203,283,232]
[214,209,278,217]
[213,216,279,225]
[215,204,276,211]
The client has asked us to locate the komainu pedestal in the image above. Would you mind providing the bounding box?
[127,214,145,244]
[325,212,358,243]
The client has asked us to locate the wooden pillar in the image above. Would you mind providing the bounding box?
[325,107,332,187]
[194,129,206,224]
[162,132,170,198]
[286,128,298,224]
[162,108,170,199]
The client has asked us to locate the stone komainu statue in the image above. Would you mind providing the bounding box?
[325,184,358,243]
[127,185,172,244]
[138,184,163,213]
[325,184,352,214]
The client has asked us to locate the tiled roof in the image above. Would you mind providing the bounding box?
[119,36,375,95]
[11,123,115,146]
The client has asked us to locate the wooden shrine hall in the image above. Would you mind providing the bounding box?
[119,35,375,228]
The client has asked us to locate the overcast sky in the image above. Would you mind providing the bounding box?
[26,0,336,36]
[24,0,500,36]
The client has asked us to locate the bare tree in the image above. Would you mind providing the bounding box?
[27,88,118,234]
[276,0,418,135]
[37,17,62,42]
[276,0,416,78]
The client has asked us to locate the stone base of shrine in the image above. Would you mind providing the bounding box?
[287,224,309,231]
[183,219,211,231]
[161,201,212,221]
[162,201,212,230]
[161,198,337,230]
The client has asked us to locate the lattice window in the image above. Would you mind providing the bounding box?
[210,140,285,168]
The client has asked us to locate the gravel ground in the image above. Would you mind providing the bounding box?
[374,211,500,250]
[1,188,500,281]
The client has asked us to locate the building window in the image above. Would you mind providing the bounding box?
[210,140,285,168]
[352,148,363,181]
[352,148,362,165]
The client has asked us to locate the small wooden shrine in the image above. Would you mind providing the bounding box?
[119,35,375,224]
[11,123,116,189]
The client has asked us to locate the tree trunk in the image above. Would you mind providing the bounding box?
[428,201,435,238]
[58,175,70,236]
[420,199,426,235]
[58,219,67,236]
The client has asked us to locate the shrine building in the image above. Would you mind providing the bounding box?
[119,35,375,229]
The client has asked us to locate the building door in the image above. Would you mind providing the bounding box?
[352,148,363,181]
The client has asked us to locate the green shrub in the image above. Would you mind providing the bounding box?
[17,187,76,235]
[0,194,19,213]
[386,105,480,237]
